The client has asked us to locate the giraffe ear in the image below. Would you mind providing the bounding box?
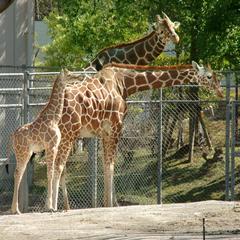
[207,63,212,70]
[64,68,70,75]
[174,21,180,29]
[156,14,163,22]
[60,69,65,77]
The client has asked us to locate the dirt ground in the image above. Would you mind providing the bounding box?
[0,201,240,240]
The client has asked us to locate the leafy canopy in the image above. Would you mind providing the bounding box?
[41,0,240,70]
[42,0,148,68]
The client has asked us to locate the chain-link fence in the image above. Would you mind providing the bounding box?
[0,69,239,213]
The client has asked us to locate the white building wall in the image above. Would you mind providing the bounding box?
[0,0,34,66]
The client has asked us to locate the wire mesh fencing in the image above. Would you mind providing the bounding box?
[0,69,238,213]
[0,73,25,212]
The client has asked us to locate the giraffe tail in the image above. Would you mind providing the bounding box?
[5,134,13,174]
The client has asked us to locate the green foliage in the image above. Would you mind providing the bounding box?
[40,0,240,70]
[145,0,240,69]
[42,0,148,68]
[198,0,240,69]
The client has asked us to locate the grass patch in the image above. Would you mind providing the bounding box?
[30,119,240,208]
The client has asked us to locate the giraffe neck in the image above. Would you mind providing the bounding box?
[40,77,65,123]
[85,31,166,71]
[119,68,197,97]
[142,32,166,63]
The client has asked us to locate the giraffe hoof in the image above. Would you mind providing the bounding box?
[46,208,57,213]
[11,208,21,215]
[63,204,70,211]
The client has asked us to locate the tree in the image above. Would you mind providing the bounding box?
[201,0,240,69]
[39,0,239,69]
[41,0,149,68]
[147,0,239,68]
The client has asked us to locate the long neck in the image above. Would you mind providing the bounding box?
[138,31,166,64]
[85,31,166,71]
[121,68,197,97]
[40,77,65,123]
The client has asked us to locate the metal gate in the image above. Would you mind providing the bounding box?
[225,71,240,201]
[0,72,24,211]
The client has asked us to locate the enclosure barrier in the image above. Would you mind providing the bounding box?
[0,69,239,213]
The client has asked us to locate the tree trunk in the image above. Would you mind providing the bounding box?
[188,85,199,163]
[198,112,213,150]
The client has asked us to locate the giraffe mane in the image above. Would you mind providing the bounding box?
[97,15,176,54]
[103,62,193,71]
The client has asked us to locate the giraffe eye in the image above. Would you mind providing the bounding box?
[207,75,212,79]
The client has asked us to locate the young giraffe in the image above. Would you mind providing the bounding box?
[52,61,223,210]
[11,69,77,214]
[85,12,180,71]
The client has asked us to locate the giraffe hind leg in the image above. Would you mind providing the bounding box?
[45,147,58,212]
[11,151,32,214]
[52,141,73,211]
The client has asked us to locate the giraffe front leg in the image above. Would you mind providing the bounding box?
[60,167,70,211]
[102,136,119,207]
[45,147,58,212]
[52,141,72,211]
[11,151,32,214]
[103,161,115,207]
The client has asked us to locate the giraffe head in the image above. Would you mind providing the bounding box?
[155,12,180,44]
[192,61,224,98]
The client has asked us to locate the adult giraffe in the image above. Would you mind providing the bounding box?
[58,11,181,209]
[52,61,223,210]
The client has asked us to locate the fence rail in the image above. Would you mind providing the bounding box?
[0,69,239,213]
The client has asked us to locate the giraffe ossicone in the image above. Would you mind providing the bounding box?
[161,12,180,30]
[51,61,223,210]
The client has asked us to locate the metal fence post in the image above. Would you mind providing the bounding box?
[230,101,236,200]
[23,71,29,124]
[19,71,29,212]
[157,89,163,204]
[225,72,231,200]
[87,138,98,208]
